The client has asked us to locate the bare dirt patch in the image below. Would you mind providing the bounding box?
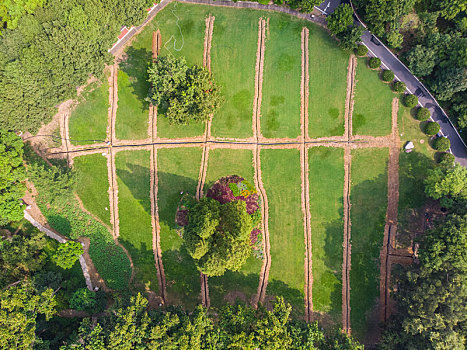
[344,55,357,139]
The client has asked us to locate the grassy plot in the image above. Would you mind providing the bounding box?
[158,147,202,308]
[130,2,208,138]
[74,154,110,226]
[309,147,344,320]
[308,28,348,138]
[210,7,259,138]
[261,15,303,138]
[116,150,158,292]
[352,59,393,136]
[261,149,305,315]
[350,148,388,340]
[69,77,109,145]
[203,149,262,308]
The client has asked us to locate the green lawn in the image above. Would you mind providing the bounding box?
[73,154,110,226]
[158,147,203,308]
[261,15,303,138]
[116,150,159,292]
[261,149,305,315]
[308,28,348,138]
[309,147,344,321]
[130,2,208,139]
[350,148,388,340]
[69,77,109,145]
[204,149,262,308]
[210,7,259,138]
[352,59,393,136]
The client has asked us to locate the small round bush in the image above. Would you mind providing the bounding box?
[404,94,418,108]
[382,70,395,82]
[356,45,368,57]
[437,152,455,164]
[424,121,440,135]
[368,57,381,69]
[433,137,451,151]
[393,81,406,93]
[70,288,96,311]
[416,107,430,121]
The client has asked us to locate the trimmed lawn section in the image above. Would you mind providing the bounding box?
[350,148,388,340]
[352,59,393,136]
[130,2,208,139]
[74,154,110,226]
[204,149,262,309]
[308,28,348,138]
[158,147,202,308]
[261,15,302,138]
[69,77,109,145]
[210,7,258,138]
[261,149,305,315]
[309,147,344,321]
[116,150,158,292]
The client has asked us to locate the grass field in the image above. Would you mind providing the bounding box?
[69,77,109,145]
[210,7,259,138]
[74,154,111,226]
[261,149,305,315]
[308,28,348,138]
[204,149,262,308]
[116,150,159,292]
[309,147,344,320]
[353,59,393,136]
[158,147,203,308]
[261,15,303,139]
[350,148,388,339]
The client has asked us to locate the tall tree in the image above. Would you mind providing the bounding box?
[0,0,45,32]
[327,4,354,36]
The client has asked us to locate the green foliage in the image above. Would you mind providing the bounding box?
[382,69,395,82]
[53,241,83,270]
[184,197,252,276]
[424,121,440,135]
[433,137,451,152]
[0,0,45,32]
[0,130,26,226]
[439,0,467,20]
[337,25,365,51]
[368,57,381,69]
[386,29,403,48]
[70,288,96,312]
[425,161,467,203]
[0,282,56,350]
[404,94,418,107]
[405,45,437,77]
[416,107,430,121]
[392,80,406,93]
[288,0,321,13]
[356,44,368,57]
[147,56,223,125]
[437,152,455,164]
[431,67,467,101]
[327,4,354,35]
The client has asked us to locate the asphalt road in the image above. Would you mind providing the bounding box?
[316,0,342,14]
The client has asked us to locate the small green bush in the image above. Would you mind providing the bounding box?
[424,122,440,135]
[382,70,395,82]
[416,107,430,121]
[404,94,418,108]
[433,137,451,151]
[437,152,455,164]
[70,288,96,311]
[368,57,381,69]
[356,45,368,56]
[393,81,406,93]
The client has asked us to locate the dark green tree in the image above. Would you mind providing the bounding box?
[70,288,96,312]
[424,121,440,136]
[425,160,467,207]
[337,25,364,51]
[327,4,354,35]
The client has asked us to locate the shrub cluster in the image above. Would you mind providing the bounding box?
[356,44,368,56]
[416,107,431,121]
[368,57,381,69]
[433,137,451,151]
[404,94,418,108]
[393,81,406,93]
[424,121,440,135]
[382,70,395,82]
[437,152,455,164]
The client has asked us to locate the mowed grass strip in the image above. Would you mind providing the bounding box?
[130,2,208,138]
[352,58,393,136]
[350,148,388,340]
[74,154,111,226]
[261,15,303,139]
[308,28,348,138]
[204,149,262,308]
[116,150,159,292]
[261,149,305,315]
[69,77,109,145]
[210,7,259,138]
[309,147,344,320]
[158,147,202,308]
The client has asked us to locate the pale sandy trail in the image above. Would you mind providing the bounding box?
[300,27,313,323]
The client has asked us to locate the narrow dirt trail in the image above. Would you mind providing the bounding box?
[149,30,167,303]
[300,27,313,322]
[344,55,357,140]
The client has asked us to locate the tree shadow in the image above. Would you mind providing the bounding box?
[116,162,152,214]
[46,215,72,237]
[267,279,306,318]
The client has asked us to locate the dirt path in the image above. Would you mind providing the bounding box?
[252,18,266,138]
[203,16,215,72]
[108,63,118,143]
[300,27,313,322]
[344,55,357,140]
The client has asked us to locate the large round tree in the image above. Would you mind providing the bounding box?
[179,176,262,276]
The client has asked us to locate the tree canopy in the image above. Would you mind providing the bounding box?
[53,241,84,270]
[327,4,354,36]
[147,55,223,125]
